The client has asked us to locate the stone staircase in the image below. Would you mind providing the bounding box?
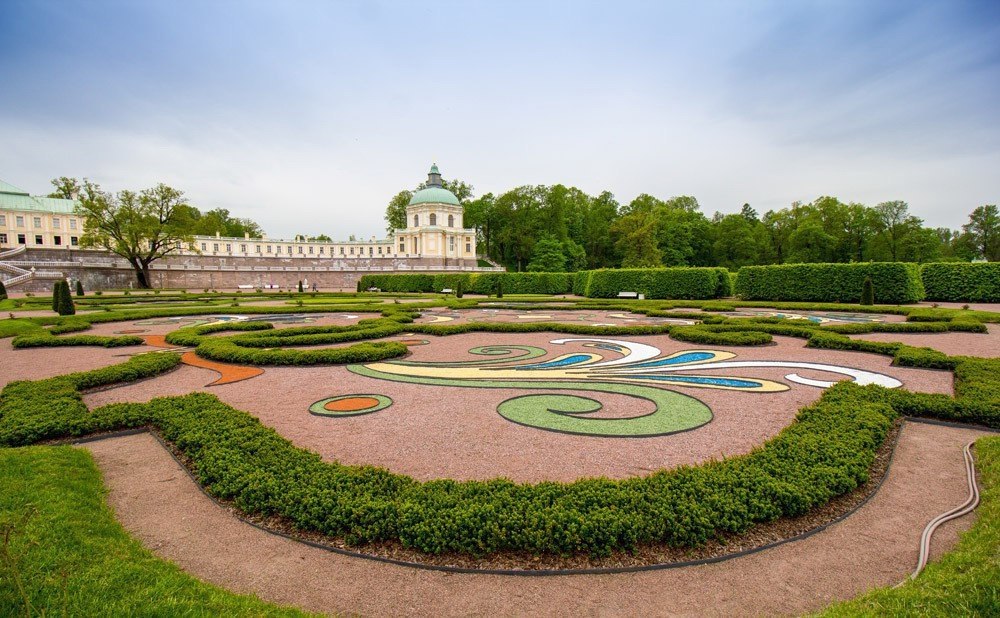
[0,246,64,287]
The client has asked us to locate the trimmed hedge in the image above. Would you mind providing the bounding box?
[735,263,924,304]
[11,334,145,348]
[921,262,1000,302]
[0,357,896,557]
[583,267,729,300]
[358,272,575,295]
[358,274,435,292]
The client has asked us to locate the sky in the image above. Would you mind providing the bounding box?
[1,0,998,240]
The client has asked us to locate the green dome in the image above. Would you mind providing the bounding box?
[408,186,460,206]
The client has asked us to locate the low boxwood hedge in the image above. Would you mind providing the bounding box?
[921,262,1000,303]
[11,334,145,348]
[735,263,925,304]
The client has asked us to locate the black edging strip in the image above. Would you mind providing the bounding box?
[74,420,919,578]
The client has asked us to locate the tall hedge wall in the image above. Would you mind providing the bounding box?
[921,262,1000,302]
[583,267,729,299]
[358,272,574,295]
[735,263,924,304]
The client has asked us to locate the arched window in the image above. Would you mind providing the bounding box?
[448,214,454,227]
[413,214,419,227]
[429,213,437,226]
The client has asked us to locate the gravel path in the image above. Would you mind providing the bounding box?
[850,325,1000,358]
[83,332,952,483]
[80,421,989,617]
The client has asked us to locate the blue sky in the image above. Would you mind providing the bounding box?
[2,0,998,239]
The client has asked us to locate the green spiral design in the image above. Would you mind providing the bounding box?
[347,365,712,437]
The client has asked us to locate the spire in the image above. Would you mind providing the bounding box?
[426,163,443,187]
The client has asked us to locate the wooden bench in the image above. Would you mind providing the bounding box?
[237,284,255,290]
[366,287,381,292]
[441,288,454,294]
[617,291,640,299]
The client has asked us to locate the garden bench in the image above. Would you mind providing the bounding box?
[617,291,644,299]
[441,288,453,294]
[366,287,381,292]
[237,284,254,290]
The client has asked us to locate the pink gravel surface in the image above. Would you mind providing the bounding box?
[80,312,381,337]
[84,332,953,483]
[850,324,1000,358]
[80,421,990,617]
[916,301,1000,312]
[0,339,152,389]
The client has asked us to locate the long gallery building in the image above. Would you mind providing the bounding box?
[0,165,499,291]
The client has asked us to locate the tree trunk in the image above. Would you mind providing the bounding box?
[128,257,153,288]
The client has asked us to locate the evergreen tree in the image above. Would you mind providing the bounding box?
[0,279,6,301]
[298,280,304,293]
[55,281,75,316]
[76,280,84,296]
[860,277,874,305]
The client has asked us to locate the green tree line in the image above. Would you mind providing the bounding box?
[385,178,998,271]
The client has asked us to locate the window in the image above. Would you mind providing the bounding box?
[225,244,232,252]
[33,217,42,228]
[339,247,344,255]
[240,244,247,253]
[201,242,207,251]
[53,217,60,229]
[71,237,79,246]
[449,237,454,251]
[368,246,373,255]
[18,234,26,244]
[308,246,314,254]
[267,245,272,253]
[255,245,261,253]
[0,215,6,225]
[319,246,324,254]
[413,214,419,227]
[399,242,404,253]
[35,235,43,244]
[466,242,471,252]
[298,246,304,254]
[350,247,354,255]
[0,233,7,243]
[16,216,24,227]
[448,214,454,227]
[54,235,62,245]
[378,246,382,254]
[277,246,282,254]
[429,213,437,226]
[287,246,292,254]
[69,219,77,230]
[413,238,419,253]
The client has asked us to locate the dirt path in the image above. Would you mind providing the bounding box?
[81,421,988,617]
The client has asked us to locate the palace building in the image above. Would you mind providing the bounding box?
[0,165,493,291]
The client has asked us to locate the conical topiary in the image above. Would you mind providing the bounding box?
[495,277,503,299]
[456,279,464,298]
[0,279,7,300]
[52,282,61,312]
[298,280,304,293]
[76,280,84,296]
[860,276,874,306]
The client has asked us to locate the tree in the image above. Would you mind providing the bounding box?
[311,234,333,242]
[610,212,662,267]
[860,277,874,305]
[384,190,412,234]
[873,200,915,261]
[75,280,84,296]
[713,214,761,268]
[526,236,567,272]
[48,177,81,200]
[76,181,194,288]
[962,205,1000,261]
[53,281,75,316]
[0,280,7,301]
[740,203,758,222]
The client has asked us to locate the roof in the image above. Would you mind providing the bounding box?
[0,179,30,196]
[0,179,78,213]
[408,186,461,206]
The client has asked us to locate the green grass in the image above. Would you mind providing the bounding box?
[0,446,314,616]
[818,435,1000,616]
[0,319,43,339]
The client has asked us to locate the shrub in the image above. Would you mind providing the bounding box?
[53,281,75,316]
[496,277,504,298]
[468,272,574,295]
[921,262,1000,302]
[11,334,144,349]
[298,280,304,293]
[0,279,7,300]
[359,274,435,293]
[76,280,85,297]
[735,263,924,304]
[860,277,874,305]
[585,268,727,299]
